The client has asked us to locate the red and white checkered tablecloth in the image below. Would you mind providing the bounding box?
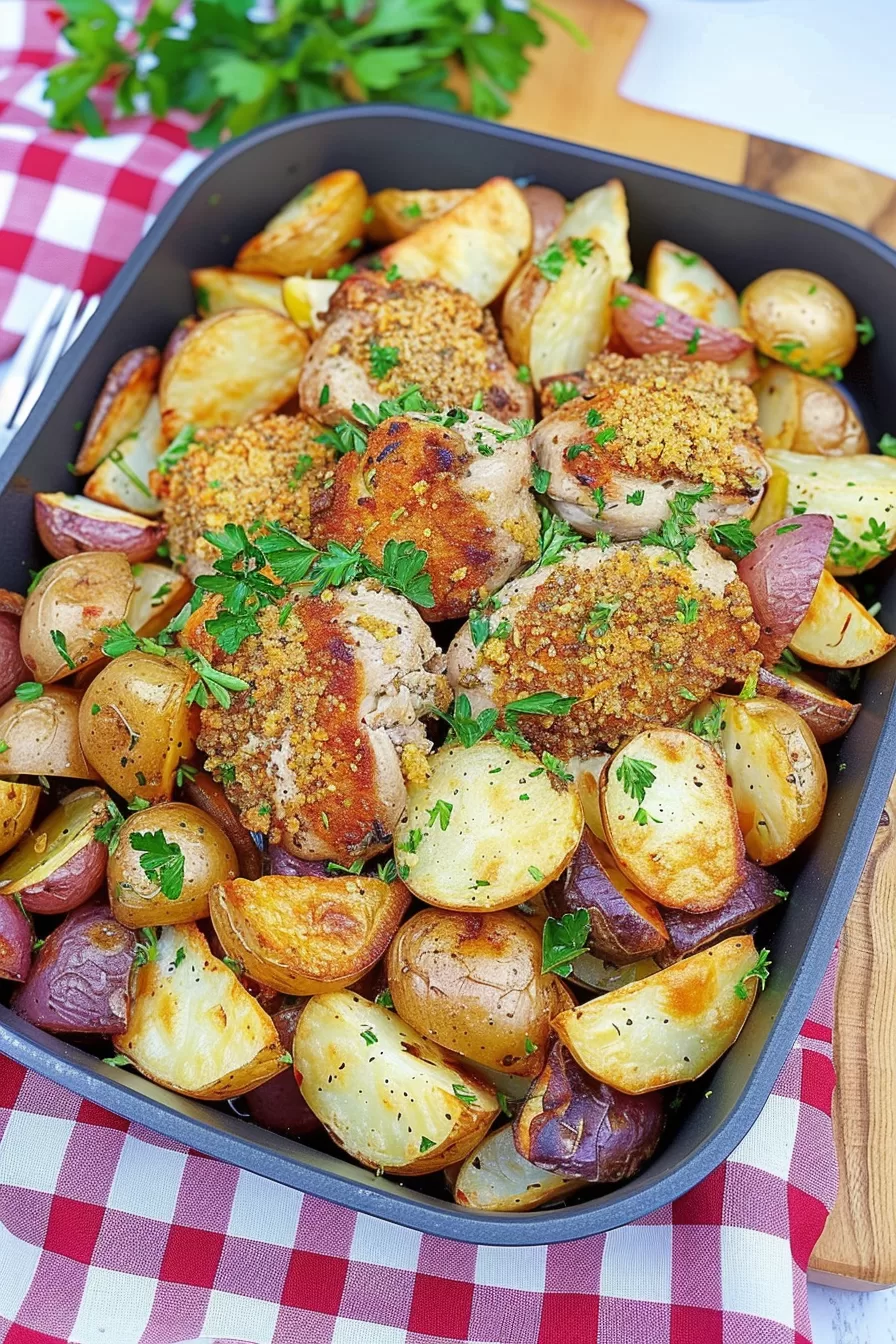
[0,4,843,1341]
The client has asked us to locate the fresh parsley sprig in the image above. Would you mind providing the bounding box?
[130,831,186,901]
[428,694,498,748]
[541,911,590,976]
[524,505,586,573]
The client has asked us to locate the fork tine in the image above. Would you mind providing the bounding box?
[65,293,100,352]
[12,290,87,430]
[0,285,68,429]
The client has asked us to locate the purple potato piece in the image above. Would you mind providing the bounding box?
[11,904,135,1033]
[244,999,320,1136]
[0,895,32,982]
[514,1040,664,1182]
[268,846,329,878]
[653,861,783,968]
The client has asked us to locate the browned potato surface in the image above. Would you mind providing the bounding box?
[654,861,783,967]
[0,786,108,914]
[453,1123,586,1211]
[790,569,896,667]
[600,728,744,913]
[763,451,896,575]
[740,269,858,372]
[553,936,760,1092]
[109,802,238,927]
[0,893,31,982]
[754,364,868,456]
[19,552,135,683]
[235,170,367,277]
[83,396,164,517]
[13,904,135,1033]
[209,873,410,995]
[34,494,166,564]
[366,187,474,243]
[386,908,557,1077]
[191,267,288,317]
[0,686,96,779]
[647,241,741,327]
[756,665,859,744]
[74,347,160,474]
[501,239,613,386]
[0,782,41,858]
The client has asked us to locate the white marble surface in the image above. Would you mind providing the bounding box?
[809,1283,896,1343]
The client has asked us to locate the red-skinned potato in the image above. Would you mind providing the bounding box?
[73,347,160,474]
[182,770,262,879]
[244,999,320,1137]
[108,802,239,927]
[78,652,195,801]
[0,786,109,914]
[654,861,783,967]
[0,686,97,779]
[514,1040,664,1182]
[523,185,567,252]
[12,903,135,1033]
[756,665,859,744]
[0,594,29,704]
[736,514,833,665]
[611,282,752,362]
[0,893,32,981]
[0,781,41,857]
[209,873,411,995]
[19,552,135,683]
[545,829,668,965]
[34,494,166,564]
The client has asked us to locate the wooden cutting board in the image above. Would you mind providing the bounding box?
[507,0,896,1289]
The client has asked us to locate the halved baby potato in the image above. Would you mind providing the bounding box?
[34,493,166,564]
[109,802,238,927]
[765,449,896,574]
[293,991,499,1175]
[281,276,340,333]
[125,564,191,638]
[0,687,96,780]
[191,267,288,317]
[452,1122,586,1211]
[553,936,761,1093]
[208,873,410,995]
[366,187,474,244]
[379,177,532,306]
[0,785,109,914]
[19,551,135,683]
[710,694,828,865]
[83,396,164,517]
[553,179,631,282]
[790,569,896,667]
[0,781,41,858]
[386,908,558,1076]
[740,268,858,372]
[235,170,368,277]
[74,346,160,474]
[393,740,583,910]
[158,309,309,442]
[754,364,868,457]
[113,922,286,1099]
[600,728,744,913]
[612,282,752,363]
[502,240,613,387]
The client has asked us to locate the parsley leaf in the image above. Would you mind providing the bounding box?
[428,694,498,748]
[370,342,401,380]
[690,700,725,742]
[133,927,159,968]
[534,242,566,281]
[856,315,875,345]
[95,799,126,855]
[708,519,757,558]
[524,505,586,573]
[14,682,43,702]
[366,539,435,608]
[505,692,578,723]
[675,596,699,625]
[427,799,453,831]
[549,380,580,406]
[734,947,771,1000]
[51,629,76,670]
[541,910,590,976]
[129,830,185,901]
[615,756,657,807]
[157,424,196,475]
[541,751,573,782]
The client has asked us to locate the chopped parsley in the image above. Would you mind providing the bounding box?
[626,490,645,506]
[690,699,724,742]
[615,756,657,808]
[549,380,580,406]
[856,315,875,345]
[427,799,453,831]
[375,989,394,1008]
[533,242,566,282]
[14,682,43,702]
[541,910,590,976]
[157,424,196,475]
[429,693,498,748]
[50,629,75,670]
[524,505,585,573]
[129,830,185,901]
[734,947,771,1000]
[369,342,400,380]
[708,519,757,558]
[675,596,699,625]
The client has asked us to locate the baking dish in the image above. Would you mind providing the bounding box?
[0,106,894,1245]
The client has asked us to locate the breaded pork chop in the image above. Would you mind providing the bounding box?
[447,539,760,755]
[152,414,332,580]
[185,584,449,864]
[310,411,540,621]
[298,271,533,425]
[532,356,768,540]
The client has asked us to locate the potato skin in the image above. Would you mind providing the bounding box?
[235,170,367,277]
[0,610,28,705]
[34,493,166,564]
[740,269,857,372]
[209,874,411,995]
[514,1040,664,1182]
[756,666,859,745]
[244,999,320,1137]
[736,514,833,666]
[2,786,111,914]
[0,686,97,780]
[19,551,135,683]
[654,860,782,967]
[0,893,33,982]
[109,802,239,927]
[386,908,557,1077]
[74,346,160,474]
[545,830,668,965]
[12,904,135,1032]
[0,781,41,858]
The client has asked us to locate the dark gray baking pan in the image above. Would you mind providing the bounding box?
[1,107,895,1245]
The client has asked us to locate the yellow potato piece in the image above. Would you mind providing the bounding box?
[646,240,740,327]
[791,569,896,667]
[191,267,288,317]
[555,180,631,282]
[766,449,896,574]
[452,1124,586,1211]
[755,364,867,457]
[234,170,367,278]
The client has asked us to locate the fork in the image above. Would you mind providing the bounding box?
[0,287,100,458]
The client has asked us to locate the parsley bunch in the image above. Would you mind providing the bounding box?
[44,0,584,146]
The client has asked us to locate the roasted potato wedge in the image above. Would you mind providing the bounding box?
[514,1040,664,1181]
[0,786,108,914]
[740,269,858,372]
[554,179,631,282]
[386,908,558,1077]
[646,241,741,328]
[0,605,28,708]
[19,551,135,683]
[83,396,164,517]
[453,1123,586,1211]
[13,904,135,1033]
[736,514,832,665]
[158,309,308,442]
[34,493,166,564]
[546,829,668,965]
[754,364,868,456]
[78,652,195,801]
[765,449,896,575]
[0,781,41,858]
[553,936,761,1093]
[113,922,285,1099]
[379,177,532,307]
[790,569,896,667]
[501,239,613,386]
[293,991,499,1175]
[74,347,160,474]
[125,564,191,638]
[191,267,288,317]
[568,753,610,841]
[710,695,828,864]
[366,187,474,244]
[0,894,31,982]
[600,728,744,913]
[209,873,409,995]
[756,665,860,744]
[394,740,583,910]
[654,861,783,967]
[281,276,340,334]
[109,802,238,927]
[0,686,96,779]
[235,170,367,277]
[611,282,752,362]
